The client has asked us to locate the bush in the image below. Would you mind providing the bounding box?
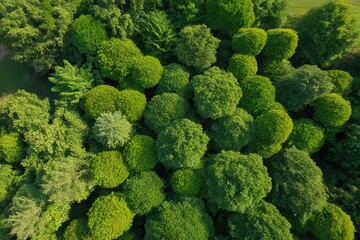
[131,56,163,89]
[117,90,147,123]
[82,85,120,119]
[227,200,293,240]
[327,70,353,95]
[156,63,190,97]
[254,110,293,145]
[63,218,92,240]
[314,93,352,127]
[169,0,206,28]
[122,171,165,215]
[191,67,242,119]
[0,164,18,202]
[209,108,254,151]
[231,28,267,55]
[93,111,132,149]
[206,151,272,212]
[144,93,190,133]
[227,54,258,80]
[175,25,220,72]
[156,119,209,169]
[96,38,142,82]
[145,198,214,240]
[70,15,108,55]
[252,0,288,29]
[170,169,204,195]
[244,142,283,159]
[288,118,325,154]
[262,29,298,61]
[0,132,24,163]
[91,151,129,188]
[88,193,134,240]
[206,0,255,34]
[260,59,295,80]
[239,75,276,117]
[306,203,355,240]
[123,135,157,172]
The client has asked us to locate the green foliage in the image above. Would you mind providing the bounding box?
[239,75,276,117]
[268,147,328,224]
[294,2,360,67]
[254,110,293,145]
[306,203,355,240]
[0,164,18,202]
[314,93,352,127]
[88,192,134,240]
[136,10,176,62]
[49,60,94,105]
[63,217,92,240]
[91,151,129,188]
[227,54,258,80]
[93,111,132,148]
[170,169,204,195]
[169,0,206,27]
[231,28,267,55]
[245,142,283,159]
[327,70,353,95]
[206,151,272,212]
[275,65,333,112]
[262,29,298,61]
[156,63,190,97]
[209,108,254,151]
[82,85,120,119]
[70,14,108,55]
[96,38,142,81]
[227,200,293,240]
[156,119,209,169]
[206,0,255,34]
[144,93,190,133]
[252,0,288,29]
[131,56,163,89]
[145,198,214,240]
[288,118,325,154]
[260,59,295,80]
[117,90,147,123]
[122,171,165,215]
[0,132,24,163]
[175,25,220,72]
[123,135,157,172]
[191,67,242,119]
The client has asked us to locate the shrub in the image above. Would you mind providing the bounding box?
[227,200,293,240]
[191,67,242,119]
[206,151,272,212]
[169,0,206,27]
[0,132,24,163]
[117,90,147,123]
[63,218,92,240]
[122,171,165,215]
[260,59,295,80]
[244,142,283,159]
[170,169,204,195]
[156,63,190,97]
[262,29,298,61]
[123,135,157,172]
[156,119,209,169]
[145,198,214,240]
[327,70,353,95]
[175,25,220,72]
[209,108,254,151]
[93,111,132,149]
[314,93,352,127]
[96,38,142,82]
[144,93,190,133]
[288,118,325,154]
[206,0,255,34]
[252,0,288,29]
[0,164,18,202]
[227,54,258,80]
[131,56,163,89]
[88,193,134,240]
[231,28,267,55]
[239,75,276,117]
[91,151,129,188]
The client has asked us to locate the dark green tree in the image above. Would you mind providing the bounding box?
[170,169,204,195]
[169,0,206,28]
[252,0,288,29]
[156,63,190,97]
[227,54,258,80]
[327,70,353,95]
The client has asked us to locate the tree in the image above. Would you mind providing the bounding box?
[131,56,163,89]
[262,29,298,61]
[205,151,272,212]
[227,200,293,240]
[156,63,190,97]
[227,54,258,80]
[122,171,165,215]
[116,90,147,123]
[231,28,267,55]
[145,198,214,240]
[206,0,255,34]
[170,169,204,195]
[175,25,220,72]
[252,0,288,29]
[0,164,18,202]
[294,2,360,67]
[156,119,209,169]
[327,70,353,95]
[191,67,242,119]
[49,60,94,105]
[90,151,129,188]
[87,192,134,240]
[169,0,206,28]
[267,147,328,225]
[0,132,24,163]
[63,217,92,240]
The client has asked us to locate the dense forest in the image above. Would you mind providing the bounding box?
[0,0,360,239]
